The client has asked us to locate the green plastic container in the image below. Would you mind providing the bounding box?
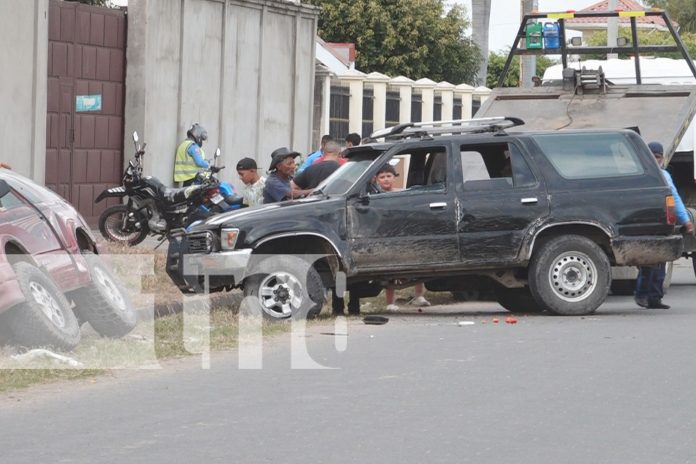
[525,22,543,49]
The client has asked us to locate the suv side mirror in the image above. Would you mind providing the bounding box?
[356,189,371,205]
[0,180,11,199]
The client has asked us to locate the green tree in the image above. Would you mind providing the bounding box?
[585,29,696,59]
[486,51,556,88]
[645,0,696,33]
[305,0,481,84]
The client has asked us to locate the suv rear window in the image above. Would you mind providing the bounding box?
[532,133,644,179]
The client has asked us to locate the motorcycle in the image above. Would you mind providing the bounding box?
[96,132,242,246]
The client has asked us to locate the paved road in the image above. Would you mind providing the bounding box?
[1,260,695,464]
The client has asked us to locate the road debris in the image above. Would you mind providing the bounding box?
[11,349,84,368]
[363,316,389,325]
[457,321,475,326]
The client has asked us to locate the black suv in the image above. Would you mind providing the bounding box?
[167,118,683,319]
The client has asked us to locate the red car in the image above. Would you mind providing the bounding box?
[0,168,136,351]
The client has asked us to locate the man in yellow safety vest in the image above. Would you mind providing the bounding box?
[174,123,209,186]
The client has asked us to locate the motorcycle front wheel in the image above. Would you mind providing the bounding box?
[98,204,149,247]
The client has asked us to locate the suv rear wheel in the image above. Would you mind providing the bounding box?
[7,262,81,350]
[242,255,326,321]
[529,235,611,316]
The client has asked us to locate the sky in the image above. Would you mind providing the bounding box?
[455,0,625,52]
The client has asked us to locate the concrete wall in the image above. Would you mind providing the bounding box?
[0,0,48,182]
[125,0,319,188]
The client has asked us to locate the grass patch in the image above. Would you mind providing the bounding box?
[0,240,464,392]
[0,369,103,393]
[0,241,294,392]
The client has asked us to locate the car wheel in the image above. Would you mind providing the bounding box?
[99,205,148,246]
[528,235,611,316]
[242,255,326,321]
[72,251,137,338]
[7,262,80,351]
[494,285,543,313]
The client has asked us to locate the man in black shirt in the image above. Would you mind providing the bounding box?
[291,141,343,193]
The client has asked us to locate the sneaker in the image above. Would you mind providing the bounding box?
[647,300,670,309]
[634,297,649,309]
[408,296,431,307]
[386,304,400,312]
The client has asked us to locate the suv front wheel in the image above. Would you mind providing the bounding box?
[529,235,611,316]
[242,255,326,321]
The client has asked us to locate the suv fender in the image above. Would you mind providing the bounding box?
[247,219,352,271]
[524,221,614,261]
[252,232,351,277]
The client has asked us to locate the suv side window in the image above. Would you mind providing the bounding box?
[372,148,448,193]
[0,190,26,211]
[461,142,536,190]
[4,177,47,204]
[532,133,644,179]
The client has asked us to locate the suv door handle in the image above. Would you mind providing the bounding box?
[521,197,538,205]
[429,202,447,210]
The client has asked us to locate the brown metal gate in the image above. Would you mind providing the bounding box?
[46,0,126,225]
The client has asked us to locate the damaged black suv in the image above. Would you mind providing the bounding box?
[167,118,683,319]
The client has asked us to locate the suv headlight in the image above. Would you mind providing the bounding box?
[221,228,240,250]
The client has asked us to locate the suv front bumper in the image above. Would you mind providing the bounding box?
[167,237,251,293]
[612,234,683,266]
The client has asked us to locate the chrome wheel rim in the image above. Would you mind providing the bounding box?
[548,251,597,302]
[93,266,127,312]
[29,281,67,328]
[105,210,142,243]
[258,272,304,319]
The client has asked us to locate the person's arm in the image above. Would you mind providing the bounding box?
[187,144,210,169]
[0,163,11,169]
[663,170,695,234]
[289,180,313,199]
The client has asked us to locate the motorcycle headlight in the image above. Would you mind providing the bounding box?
[221,228,240,250]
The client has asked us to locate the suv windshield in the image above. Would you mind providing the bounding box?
[314,152,381,196]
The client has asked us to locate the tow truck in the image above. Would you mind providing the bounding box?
[476,8,696,286]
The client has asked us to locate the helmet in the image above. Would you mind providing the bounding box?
[187,123,208,147]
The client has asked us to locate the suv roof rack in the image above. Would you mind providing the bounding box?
[370,117,525,140]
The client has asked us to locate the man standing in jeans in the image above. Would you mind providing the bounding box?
[635,142,695,309]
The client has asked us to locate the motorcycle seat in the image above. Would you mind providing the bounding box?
[162,185,203,204]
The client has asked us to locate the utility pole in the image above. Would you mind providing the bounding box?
[471,0,492,86]
[607,0,619,59]
[520,0,538,88]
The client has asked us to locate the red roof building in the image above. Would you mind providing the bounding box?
[564,0,678,33]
